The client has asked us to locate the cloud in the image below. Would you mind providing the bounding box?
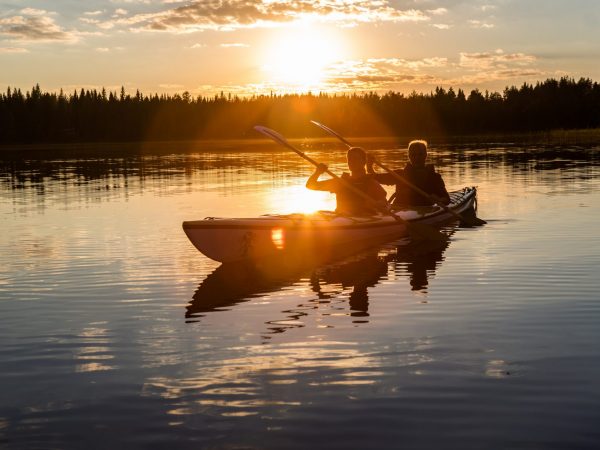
[80,18,101,25]
[427,8,448,15]
[459,50,537,70]
[77,30,105,37]
[0,46,29,53]
[431,23,451,29]
[19,8,52,16]
[194,55,449,95]
[159,83,184,89]
[469,19,494,29]
[0,14,76,41]
[84,10,104,16]
[190,42,206,48]
[320,57,447,90]
[329,52,539,90]
[282,50,541,92]
[247,74,440,94]
[192,47,543,95]
[328,73,439,86]
[456,69,544,84]
[220,42,249,48]
[453,49,541,84]
[80,15,116,30]
[108,1,435,32]
[368,57,448,70]
[114,8,128,16]
[94,46,125,52]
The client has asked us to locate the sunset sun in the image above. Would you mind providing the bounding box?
[261,28,344,90]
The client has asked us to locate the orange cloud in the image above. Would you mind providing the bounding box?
[0,10,76,41]
[103,0,435,32]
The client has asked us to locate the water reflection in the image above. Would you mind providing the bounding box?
[2,144,599,203]
[187,234,451,337]
[3,142,600,449]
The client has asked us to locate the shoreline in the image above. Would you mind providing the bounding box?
[1,128,600,155]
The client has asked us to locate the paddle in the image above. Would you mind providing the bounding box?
[310,120,487,227]
[254,125,448,242]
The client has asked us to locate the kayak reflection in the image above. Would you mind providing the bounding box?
[398,237,451,291]
[310,252,389,321]
[187,232,452,336]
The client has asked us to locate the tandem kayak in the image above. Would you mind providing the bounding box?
[183,186,477,263]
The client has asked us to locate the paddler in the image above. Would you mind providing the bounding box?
[368,140,450,207]
[306,146,387,216]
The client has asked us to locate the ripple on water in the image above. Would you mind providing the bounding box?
[1,146,600,448]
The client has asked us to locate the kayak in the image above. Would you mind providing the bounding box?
[183,187,477,263]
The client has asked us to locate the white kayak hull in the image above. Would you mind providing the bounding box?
[183,187,477,263]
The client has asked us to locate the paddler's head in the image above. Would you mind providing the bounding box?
[408,140,428,167]
[346,147,367,175]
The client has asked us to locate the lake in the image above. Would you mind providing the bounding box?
[1,140,600,449]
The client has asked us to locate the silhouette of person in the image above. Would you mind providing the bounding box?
[307,147,387,215]
[368,140,450,207]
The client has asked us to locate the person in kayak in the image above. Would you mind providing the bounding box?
[306,147,388,216]
[367,140,450,207]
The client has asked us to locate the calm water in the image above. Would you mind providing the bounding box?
[1,141,600,449]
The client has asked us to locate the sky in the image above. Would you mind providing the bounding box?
[1,0,599,97]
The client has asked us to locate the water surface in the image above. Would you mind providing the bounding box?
[1,142,600,449]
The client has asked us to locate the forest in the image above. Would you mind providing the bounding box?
[1,77,600,144]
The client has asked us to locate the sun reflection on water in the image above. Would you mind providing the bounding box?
[74,324,116,373]
[141,342,435,418]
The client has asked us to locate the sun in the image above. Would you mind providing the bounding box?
[261,27,343,91]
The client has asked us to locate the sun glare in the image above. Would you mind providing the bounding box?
[261,27,343,91]
[268,184,335,214]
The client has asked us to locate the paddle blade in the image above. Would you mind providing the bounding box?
[459,214,487,227]
[310,120,353,148]
[254,125,293,149]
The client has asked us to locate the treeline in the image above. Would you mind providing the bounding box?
[1,77,600,143]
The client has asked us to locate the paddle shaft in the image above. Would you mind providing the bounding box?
[310,120,483,225]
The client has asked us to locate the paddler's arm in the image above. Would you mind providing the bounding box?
[369,179,391,211]
[431,171,451,205]
[366,154,376,174]
[366,154,398,185]
[306,163,336,191]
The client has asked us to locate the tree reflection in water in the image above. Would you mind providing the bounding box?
[186,231,452,338]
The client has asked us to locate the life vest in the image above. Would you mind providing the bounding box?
[335,174,386,216]
[393,163,449,206]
